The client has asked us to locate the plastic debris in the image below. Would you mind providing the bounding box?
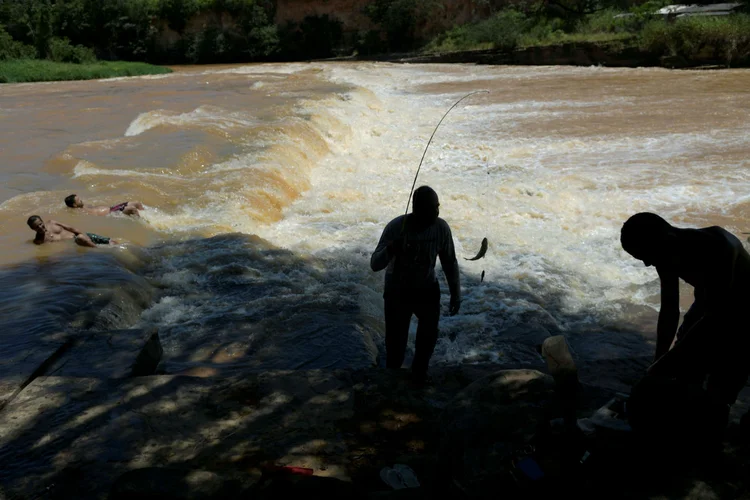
[380,464,420,489]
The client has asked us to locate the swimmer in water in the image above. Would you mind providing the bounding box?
[27,215,118,247]
[64,194,143,217]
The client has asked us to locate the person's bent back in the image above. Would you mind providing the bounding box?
[620,212,750,448]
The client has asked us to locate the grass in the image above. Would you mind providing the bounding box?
[0,60,172,83]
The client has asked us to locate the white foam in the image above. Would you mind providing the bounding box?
[233,64,750,363]
[72,160,180,180]
[124,105,260,137]
[114,63,750,366]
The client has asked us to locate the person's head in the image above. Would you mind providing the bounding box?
[620,212,677,267]
[64,194,82,208]
[412,185,440,225]
[27,215,44,232]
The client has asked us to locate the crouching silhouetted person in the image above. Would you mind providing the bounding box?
[620,212,750,449]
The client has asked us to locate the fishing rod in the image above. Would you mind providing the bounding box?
[402,90,489,230]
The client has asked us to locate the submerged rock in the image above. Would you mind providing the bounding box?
[131,330,164,377]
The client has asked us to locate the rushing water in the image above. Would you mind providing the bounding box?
[1,63,749,375]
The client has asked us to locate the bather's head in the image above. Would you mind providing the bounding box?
[65,194,83,208]
[27,215,44,232]
[412,185,440,226]
[621,212,676,268]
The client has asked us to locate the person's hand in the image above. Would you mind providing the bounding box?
[449,296,461,316]
[388,237,404,257]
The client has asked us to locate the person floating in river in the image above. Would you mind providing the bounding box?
[620,212,750,445]
[27,215,117,247]
[370,185,461,385]
[65,194,143,217]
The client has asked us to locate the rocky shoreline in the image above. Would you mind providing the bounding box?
[1,327,749,499]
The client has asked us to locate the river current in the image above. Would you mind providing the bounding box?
[1,63,749,374]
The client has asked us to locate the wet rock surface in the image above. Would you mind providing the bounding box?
[109,468,247,500]
[435,369,557,498]
[45,329,163,379]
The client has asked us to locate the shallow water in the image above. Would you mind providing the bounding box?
[1,63,749,373]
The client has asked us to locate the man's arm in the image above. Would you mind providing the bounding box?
[655,266,680,362]
[50,220,83,236]
[370,220,398,272]
[438,224,461,315]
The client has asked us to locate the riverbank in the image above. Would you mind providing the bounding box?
[351,39,743,69]
[1,326,749,499]
[0,60,172,83]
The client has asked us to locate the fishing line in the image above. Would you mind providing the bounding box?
[402,90,489,230]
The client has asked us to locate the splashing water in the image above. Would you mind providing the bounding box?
[1,63,749,373]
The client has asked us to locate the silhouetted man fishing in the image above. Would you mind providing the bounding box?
[371,186,461,385]
[620,212,750,446]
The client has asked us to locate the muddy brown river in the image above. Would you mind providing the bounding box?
[1,63,749,373]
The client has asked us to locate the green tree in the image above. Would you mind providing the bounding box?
[0,26,36,60]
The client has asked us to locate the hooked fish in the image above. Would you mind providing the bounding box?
[465,237,488,261]
[481,270,485,283]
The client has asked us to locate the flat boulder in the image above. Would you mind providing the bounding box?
[109,468,244,500]
[435,369,556,498]
[254,474,363,499]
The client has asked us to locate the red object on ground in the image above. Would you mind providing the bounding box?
[261,465,314,476]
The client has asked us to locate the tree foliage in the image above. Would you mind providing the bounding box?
[279,15,344,60]
[364,0,439,51]
[0,0,281,63]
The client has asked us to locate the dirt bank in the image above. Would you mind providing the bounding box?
[351,41,744,69]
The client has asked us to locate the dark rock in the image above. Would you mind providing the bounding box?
[45,329,163,379]
[435,369,556,499]
[131,330,164,377]
[368,488,425,499]
[627,375,728,453]
[88,284,155,332]
[109,467,244,500]
[741,411,750,440]
[364,42,663,68]
[255,474,363,499]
